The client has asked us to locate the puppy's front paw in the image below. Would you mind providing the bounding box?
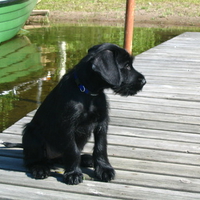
[64,170,83,185]
[95,165,115,182]
[30,165,50,179]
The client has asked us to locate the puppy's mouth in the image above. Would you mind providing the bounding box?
[112,81,146,96]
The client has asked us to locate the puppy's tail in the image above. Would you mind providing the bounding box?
[4,122,36,148]
[2,142,23,148]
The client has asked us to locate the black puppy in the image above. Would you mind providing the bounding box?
[22,43,146,185]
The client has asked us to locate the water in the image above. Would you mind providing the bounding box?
[0,24,200,132]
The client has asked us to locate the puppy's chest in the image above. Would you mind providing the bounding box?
[80,103,103,123]
[69,97,107,128]
[75,104,99,138]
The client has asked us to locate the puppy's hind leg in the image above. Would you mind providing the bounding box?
[80,154,94,167]
[22,124,50,179]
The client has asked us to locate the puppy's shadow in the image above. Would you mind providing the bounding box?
[82,167,95,178]
[0,145,96,183]
[0,146,29,181]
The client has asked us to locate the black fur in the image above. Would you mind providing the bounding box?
[22,43,146,185]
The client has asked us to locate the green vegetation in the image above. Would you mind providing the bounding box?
[36,0,126,12]
[36,0,200,17]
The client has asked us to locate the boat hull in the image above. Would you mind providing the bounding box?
[0,0,37,43]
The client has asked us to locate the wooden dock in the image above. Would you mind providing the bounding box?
[1,32,200,199]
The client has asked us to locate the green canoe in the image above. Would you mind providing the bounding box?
[0,0,37,43]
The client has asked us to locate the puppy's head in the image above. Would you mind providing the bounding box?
[88,43,146,96]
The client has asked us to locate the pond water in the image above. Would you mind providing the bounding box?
[0,24,200,132]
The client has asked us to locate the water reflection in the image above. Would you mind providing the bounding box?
[0,24,200,132]
[0,36,43,87]
[0,36,43,132]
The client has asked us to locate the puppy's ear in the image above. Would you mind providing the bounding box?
[92,50,122,86]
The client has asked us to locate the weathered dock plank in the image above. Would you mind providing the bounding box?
[2,170,200,200]
[0,32,200,199]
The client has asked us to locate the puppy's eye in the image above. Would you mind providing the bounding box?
[125,64,131,71]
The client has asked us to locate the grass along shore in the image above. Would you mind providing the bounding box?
[33,0,200,27]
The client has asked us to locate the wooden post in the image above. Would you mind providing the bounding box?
[124,0,135,54]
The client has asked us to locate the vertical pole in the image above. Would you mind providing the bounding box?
[124,0,135,54]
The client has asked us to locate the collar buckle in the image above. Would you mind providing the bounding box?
[74,72,98,96]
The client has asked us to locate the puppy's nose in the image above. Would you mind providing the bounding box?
[138,77,146,86]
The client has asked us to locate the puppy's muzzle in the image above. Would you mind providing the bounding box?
[138,77,146,87]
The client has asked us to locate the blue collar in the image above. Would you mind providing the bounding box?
[74,72,98,96]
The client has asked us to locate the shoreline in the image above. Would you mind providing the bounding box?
[28,10,200,28]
